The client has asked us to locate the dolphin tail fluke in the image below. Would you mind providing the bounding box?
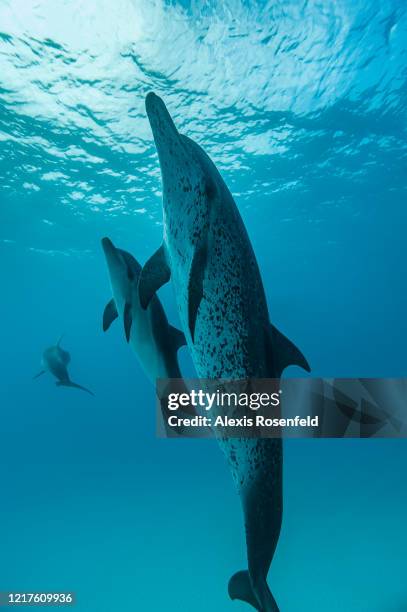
[33,370,45,380]
[229,571,260,610]
[56,380,95,397]
[228,570,279,612]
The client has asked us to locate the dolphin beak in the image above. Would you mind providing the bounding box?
[145,92,180,149]
[101,236,115,256]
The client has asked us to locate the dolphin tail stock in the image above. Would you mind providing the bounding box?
[56,380,95,396]
[33,370,45,380]
[229,440,283,612]
[229,570,280,612]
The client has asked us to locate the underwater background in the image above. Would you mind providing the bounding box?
[1,0,406,610]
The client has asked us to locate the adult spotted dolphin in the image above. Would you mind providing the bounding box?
[34,337,94,396]
[101,238,196,431]
[139,92,310,611]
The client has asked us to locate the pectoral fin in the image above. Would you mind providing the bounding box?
[267,323,311,377]
[138,244,170,310]
[169,325,186,351]
[103,298,118,332]
[188,242,208,342]
[124,302,132,342]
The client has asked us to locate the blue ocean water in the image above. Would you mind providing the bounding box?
[1,1,407,610]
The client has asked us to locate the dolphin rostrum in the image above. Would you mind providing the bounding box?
[101,238,196,427]
[139,92,310,611]
[34,337,94,396]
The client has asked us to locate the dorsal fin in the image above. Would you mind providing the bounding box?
[267,323,310,378]
[138,244,171,310]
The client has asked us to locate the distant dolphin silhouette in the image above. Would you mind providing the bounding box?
[34,337,94,396]
[139,92,310,611]
[101,238,196,428]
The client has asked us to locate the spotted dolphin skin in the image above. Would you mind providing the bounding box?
[139,92,310,611]
[34,337,94,396]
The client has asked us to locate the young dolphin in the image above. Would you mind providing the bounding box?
[139,92,311,611]
[34,337,94,396]
[101,238,196,430]
[101,237,188,379]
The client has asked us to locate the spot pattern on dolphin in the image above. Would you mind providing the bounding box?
[140,91,310,612]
